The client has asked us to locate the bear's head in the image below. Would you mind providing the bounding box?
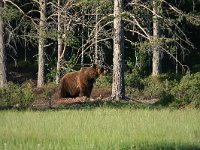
[83,64,105,79]
[92,64,105,75]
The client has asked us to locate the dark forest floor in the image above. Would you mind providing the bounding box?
[31,88,159,110]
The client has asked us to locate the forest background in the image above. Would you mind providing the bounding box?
[0,0,200,109]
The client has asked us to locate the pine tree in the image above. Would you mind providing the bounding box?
[112,0,125,100]
[0,1,7,88]
[37,0,46,87]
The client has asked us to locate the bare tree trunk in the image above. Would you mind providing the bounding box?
[152,0,162,76]
[175,46,178,74]
[81,11,84,66]
[94,9,98,64]
[37,0,46,87]
[112,0,125,100]
[81,30,84,66]
[56,0,62,84]
[0,1,7,88]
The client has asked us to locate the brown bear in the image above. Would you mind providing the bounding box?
[58,64,105,98]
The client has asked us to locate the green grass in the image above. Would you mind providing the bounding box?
[0,108,200,149]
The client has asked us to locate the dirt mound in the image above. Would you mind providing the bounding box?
[91,88,111,99]
[52,97,87,107]
[31,88,112,110]
[31,87,159,110]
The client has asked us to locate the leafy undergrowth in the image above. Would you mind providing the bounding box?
[0,72,200,110]
[0,109,200,150]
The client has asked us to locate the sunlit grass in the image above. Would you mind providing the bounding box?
[0,108,200,149]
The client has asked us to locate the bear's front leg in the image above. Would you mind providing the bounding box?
[79,83,92,98]
[79,88,90,97]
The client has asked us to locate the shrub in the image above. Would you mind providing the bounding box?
[171,72,200,107]
[0,82,35,109]
[39,82,57,107]
[157,72,200,108]
[141,76,170,99]
[0,85,10,107]
[43,82,57,99]
[20,83,35,107]
[95,75,112,88]
[156,92,175,106]
[47,65,57,82]
[125,71,144,90]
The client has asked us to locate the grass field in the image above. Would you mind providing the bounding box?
[0,108,200,150]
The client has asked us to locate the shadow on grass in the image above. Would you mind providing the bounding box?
[1,99,165,111]
[119,143,200,150]
[47,100,160,111]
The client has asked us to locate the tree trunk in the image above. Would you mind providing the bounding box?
[37,0,46,87]
[94,9,99,64]
[152,0,162,76]
[81,11,84,67]
[56,0,62,84]
[0,1,7,88]
[81,28,84,66]
[175,46,178,74]
[112,0,125,100]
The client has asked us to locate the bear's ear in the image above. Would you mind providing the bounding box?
[92,63,97,68]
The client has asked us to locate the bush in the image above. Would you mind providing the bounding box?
[157,72,200,108]
[141,76,170,99]
[125,73,185,103]
[95,75,112,88]
[43,82,57,99]
[0,82,35,109]
[125,71,144,90]
[20,83,35,108]
[156,92,175,106]
[171,72,200,107]
[124,73,173,99]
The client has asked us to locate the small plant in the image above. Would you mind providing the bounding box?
[46,59,57,82]
[43,82,57,107]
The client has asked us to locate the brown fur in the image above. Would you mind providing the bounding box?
[59,64,105,98]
